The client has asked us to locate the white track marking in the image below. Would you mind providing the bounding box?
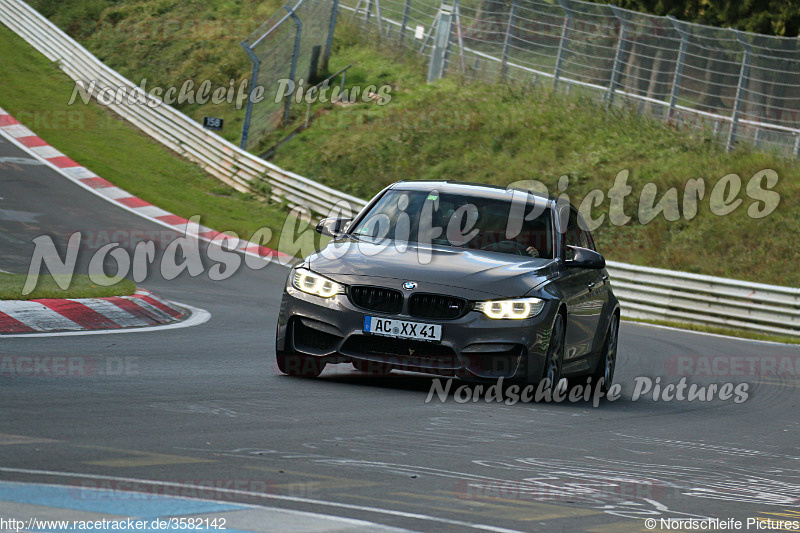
[27,145,64,159]
[0,479,414,533]
[0,301,82,331]
[0,303,210,338]
[0,467,526,533]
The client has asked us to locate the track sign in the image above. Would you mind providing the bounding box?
[203,117,224,131]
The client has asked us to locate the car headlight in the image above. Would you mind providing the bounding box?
[292,268,344,298]
[474,297,545,319]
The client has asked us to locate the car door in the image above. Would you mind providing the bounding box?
[559,207,603,361]
[576,213,609,355]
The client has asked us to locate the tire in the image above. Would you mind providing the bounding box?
[592,314,619,393]
[276,351,327,378]
[540,313,566,396]
[352,359,393,375]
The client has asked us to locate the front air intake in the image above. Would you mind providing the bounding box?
[408,293,468,320]
[348,286,403,314]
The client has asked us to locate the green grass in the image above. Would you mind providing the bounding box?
[0,273,136,300]
[28,0,286,147]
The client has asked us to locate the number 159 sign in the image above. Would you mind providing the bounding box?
[203,117,223,131]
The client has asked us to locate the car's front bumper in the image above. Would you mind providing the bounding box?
[276,282,559,381]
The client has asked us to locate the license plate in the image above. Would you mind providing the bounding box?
[363,316,441,342]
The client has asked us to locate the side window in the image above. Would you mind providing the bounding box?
[565,214,581,248]
[564,208,594,258]
[582,227,596,251]
[575,211,596,251]
[563,209,580,260]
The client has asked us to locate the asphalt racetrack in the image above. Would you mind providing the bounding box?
[2,132,800,532]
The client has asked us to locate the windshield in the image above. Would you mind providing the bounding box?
[350,189,553,259]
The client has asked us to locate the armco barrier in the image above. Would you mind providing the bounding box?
[606,262,800,337]
[1,0,798,337]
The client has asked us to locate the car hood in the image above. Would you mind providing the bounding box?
[306,238,555,299]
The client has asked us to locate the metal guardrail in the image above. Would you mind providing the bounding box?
[606,261,800,337]
[1,0,798,337]
[0,0,367,219]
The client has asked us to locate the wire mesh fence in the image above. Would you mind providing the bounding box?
[240,0,337,151]
[339,0,800,156]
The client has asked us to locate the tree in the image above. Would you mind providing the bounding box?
[594,0,800,36]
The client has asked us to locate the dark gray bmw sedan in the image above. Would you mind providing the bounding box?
[276,181,620,391]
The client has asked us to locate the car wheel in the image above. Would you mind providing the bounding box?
[276,351,327,378]
[541,313,566,396]
[592,314,619,393]
[352,359,393,375]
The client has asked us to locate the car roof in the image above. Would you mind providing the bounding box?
[387,180,556,207]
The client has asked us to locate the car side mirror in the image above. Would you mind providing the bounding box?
[564,246,605,269]
[315,217,352,238]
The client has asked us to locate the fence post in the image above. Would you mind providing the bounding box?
[727,29,751,152]
[427,3,454,82]
[606,6,629,107]
[400,0,410,44]
[453,0,466,72]
[239,43,260,150]
[284,8,303,126]
[351,0,363,20]
[321,0,339,72]
[500,0,517,80]
[373,0,384,35]
[364,0,372,23]
[794,135,800,159]
[667,16,687,121]
[553,0,571,93]
[419,11,440,53]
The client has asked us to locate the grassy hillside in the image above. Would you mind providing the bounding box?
[14,2,800,287]
[0,26,290,246]
[275,25,800,286]
[27,0,283,145]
